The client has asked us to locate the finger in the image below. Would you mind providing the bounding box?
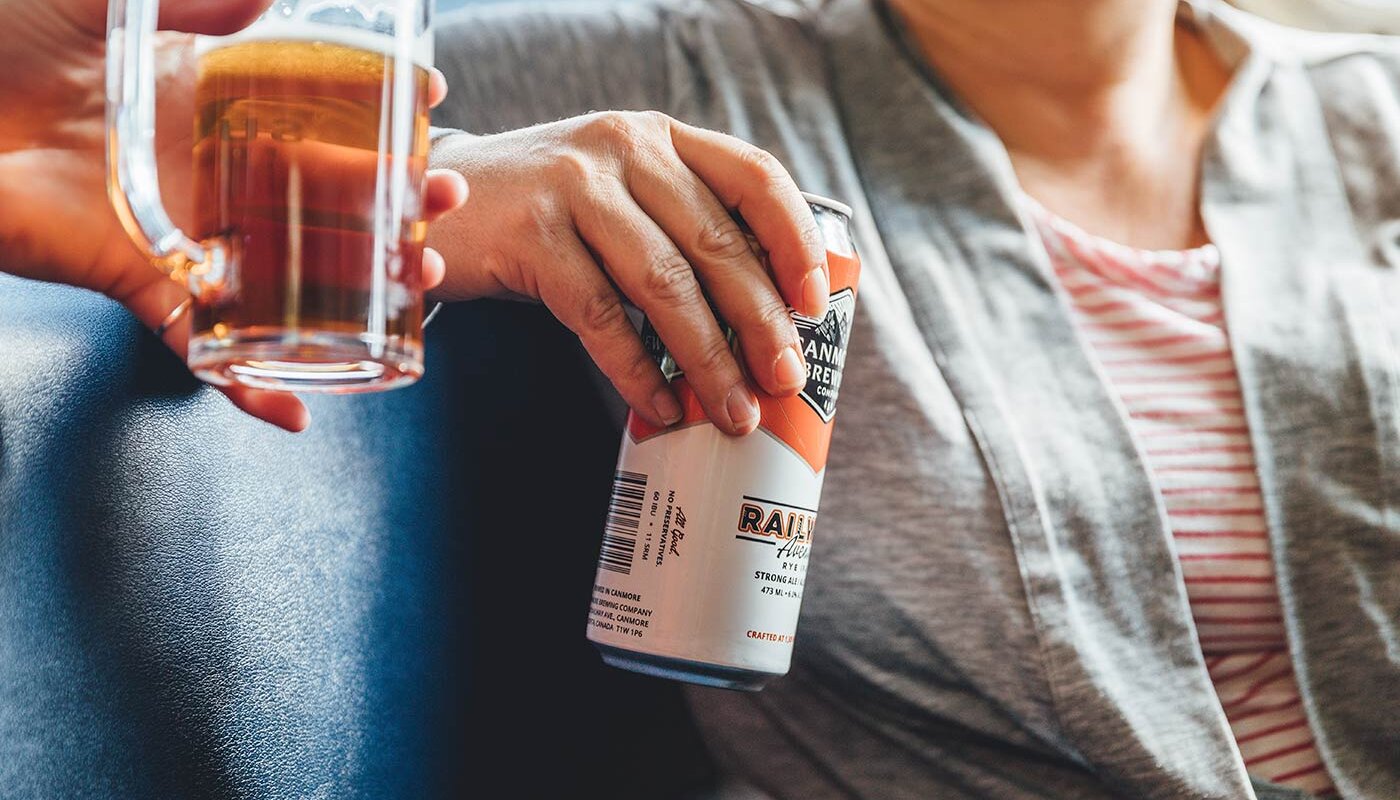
[668,122,829,319]
[105,264,201,364]
[625,144,805,397]
[218,384,312,433]
[424,169,469,220]
[422,247,447,292]
[429,68,449,109]
[196,133,380,226]
[535,233,681,428]
[158,0,275,35]
[574,187,759,436]
[109,266,310,432]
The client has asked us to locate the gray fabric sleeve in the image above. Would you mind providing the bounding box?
[429,126,463,143]
[430,1,678,135]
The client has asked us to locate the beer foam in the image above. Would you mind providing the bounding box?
[196,20,433,68]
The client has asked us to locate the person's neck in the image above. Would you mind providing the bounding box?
[889,0,1231,250]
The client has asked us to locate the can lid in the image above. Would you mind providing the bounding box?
[802,192,853,219]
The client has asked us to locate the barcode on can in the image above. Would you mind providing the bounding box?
[598,470,647,574]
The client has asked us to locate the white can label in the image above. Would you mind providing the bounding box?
[587,424,821,674]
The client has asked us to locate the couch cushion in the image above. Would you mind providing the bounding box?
[0,274,707,798]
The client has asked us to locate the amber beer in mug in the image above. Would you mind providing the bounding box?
[108,1,434,392]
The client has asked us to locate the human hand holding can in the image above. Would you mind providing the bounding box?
[587,194,860,691]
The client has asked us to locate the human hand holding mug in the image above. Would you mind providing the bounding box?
[108,0,471,399]
[0,0,468,431]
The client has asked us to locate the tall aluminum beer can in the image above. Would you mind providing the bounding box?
[586,193,860,691]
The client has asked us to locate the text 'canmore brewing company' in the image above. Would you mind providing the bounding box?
[587,193,862,691]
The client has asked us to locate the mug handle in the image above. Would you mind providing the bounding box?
[105,0,229,299]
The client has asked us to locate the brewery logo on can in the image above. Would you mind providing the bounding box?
[586,193,860,691]
[794,287,854,422]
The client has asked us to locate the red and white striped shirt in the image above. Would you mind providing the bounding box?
[1027,199,1337,797]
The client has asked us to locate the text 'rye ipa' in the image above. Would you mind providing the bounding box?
[190,26,431,391]
[587,194,861,691]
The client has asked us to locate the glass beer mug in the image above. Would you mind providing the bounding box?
[107,0,434,392]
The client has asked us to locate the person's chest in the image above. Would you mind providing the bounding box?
[670,4,1400,794]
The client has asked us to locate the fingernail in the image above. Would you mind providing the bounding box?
[725,385,760,433]
[652,389,683,426]
[802,267,830,318]
[773,345,806,392]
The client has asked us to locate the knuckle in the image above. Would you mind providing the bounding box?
[738,146,786,187]
[581,111,675,165]
[729,299,795,347]
[693,218,756,264]
[752,299,796,335]
[641,253,698,303]
[622,350,659,386]
[635,111,678,147]
[580,289,628,336]
[637,109,674,128]
[584,111,643,147]
[695,334,736,376]
[552,151,595,186]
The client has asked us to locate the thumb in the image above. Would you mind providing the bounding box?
[159,0,276,36]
